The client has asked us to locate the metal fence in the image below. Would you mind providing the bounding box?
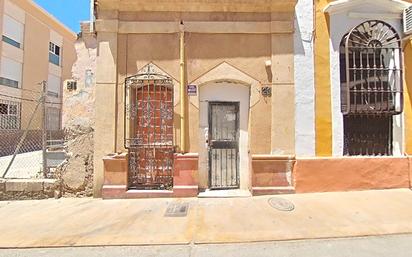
[0,82,64,179]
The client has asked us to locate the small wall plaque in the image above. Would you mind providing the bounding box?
[187,85,197,96]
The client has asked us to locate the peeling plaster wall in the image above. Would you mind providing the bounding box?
[62,34,97,130]
[294,0,315,157]
[60,32,96,197]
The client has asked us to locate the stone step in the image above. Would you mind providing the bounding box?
[252,186,296,196]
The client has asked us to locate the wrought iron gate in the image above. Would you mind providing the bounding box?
[125,64,174,190]
[208,102,240,190]
[343,115,393,156]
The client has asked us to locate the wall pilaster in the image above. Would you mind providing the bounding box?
[93,29,118,197]
[270,32,295,155]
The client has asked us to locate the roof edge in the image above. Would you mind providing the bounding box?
[26,0,77,40]
[96,0,298,13]
[324,0,412,14]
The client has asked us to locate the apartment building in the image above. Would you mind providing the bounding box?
[0,0,76,132]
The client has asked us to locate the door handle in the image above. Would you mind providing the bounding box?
[204,128,209,148]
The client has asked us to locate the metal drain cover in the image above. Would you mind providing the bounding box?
[164,202,189,217]
[268,197,295,212]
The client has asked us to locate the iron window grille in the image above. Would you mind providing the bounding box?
[340,20,403,115]
[0,99,21,130]
[340,20,403,156]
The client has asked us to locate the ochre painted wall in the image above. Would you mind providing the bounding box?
[185,33,271,84]
[21,14,49,129]
[96,8,296,195]
[185,33,272,154]
[62,38,77,88]
[405,40,412,155]
[116,31,275,155]
[116,33,180,152]
[314,0,333,157]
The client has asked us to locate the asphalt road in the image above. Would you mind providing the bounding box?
[1,234,411,257]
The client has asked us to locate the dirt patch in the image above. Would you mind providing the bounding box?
[55,128,94,198]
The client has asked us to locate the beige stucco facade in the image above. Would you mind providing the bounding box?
[0,0,76,131]
[95,0,412,198]
[94,0,297,197]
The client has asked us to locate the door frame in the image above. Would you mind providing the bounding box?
[208,101,240,190]
[124,64,175,190]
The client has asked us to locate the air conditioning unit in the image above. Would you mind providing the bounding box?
[404,5,412,35]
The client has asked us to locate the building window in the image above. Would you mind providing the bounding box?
[0,77,18,88]
[339,20,403,156]
[2,35,20,48]
[0,99,20,130]
[2,15,24,49]
[47,74,61,98]
[46,107,61,131]
[0,57,22,89]
[49,42,61,66]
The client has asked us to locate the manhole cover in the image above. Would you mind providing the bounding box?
[164,202,189,217]
[268,197,295,212]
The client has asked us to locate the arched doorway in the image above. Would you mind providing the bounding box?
[198,81,251,191]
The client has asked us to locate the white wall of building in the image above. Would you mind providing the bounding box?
[294,0,316,157]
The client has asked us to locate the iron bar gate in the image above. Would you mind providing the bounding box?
[208,102,240,190]
[125,64,174,190]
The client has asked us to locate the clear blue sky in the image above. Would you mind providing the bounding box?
[34,0,90,33]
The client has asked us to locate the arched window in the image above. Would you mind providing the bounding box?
[339,20,403,156]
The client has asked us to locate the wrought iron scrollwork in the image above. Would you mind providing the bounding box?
[341,20,403,115]
[340,20,403,156]
[124,63,174,190]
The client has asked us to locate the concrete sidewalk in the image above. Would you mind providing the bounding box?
[0,151,42,178]
[0,189,412,248]
[2,234,412,257]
